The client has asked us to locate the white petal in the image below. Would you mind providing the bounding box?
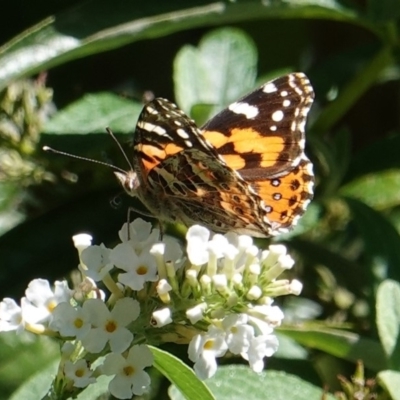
[81,327,108,353]
[108,328,133,353]
[102,352,126,375]
[127,345,154,369]
[111,298,140,326]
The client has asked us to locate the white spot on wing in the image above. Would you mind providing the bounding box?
[146,106,158,115]
[137,121,168,137]
[229,102,259,119]
[283,99,291,107]
[270,125,277,131]
[280,90,288,97]
[271,179,280,187]
[272,110,284,122]
[177,128,190,139]
[263,82,277,93]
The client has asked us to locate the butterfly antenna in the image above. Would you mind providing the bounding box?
[106,127,135,172]
[42,145,128,175]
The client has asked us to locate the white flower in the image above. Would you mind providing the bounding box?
[61,342,75,358]
[249,304,285,328]
[163,236,184,266]
[80,244,113,281]
[222,314,254,355]
[262,244,287,266]
[111,243,158,290]
[246,285,262,301]
[224,233,253,269]
[242,334,279,373]
[186,225,210,266]
[152,308,172,327]
[156,279,172,296]
[224,232,253,251]
[289,279,303,295]
[50,302,91,339]
[102,345,153,399]
[81,298,139,353]
[24,279,72,324]
[206,234,229,277]
[0,298,23,332]
[186,303,207,324]
[207,234,229,259]
[188,325,228,380]
[150,237,184,277]
[72,233,92,256]
[64,359,96,388]
[212,274,228,292]
[118,218,159,253]
[156,279,172,303]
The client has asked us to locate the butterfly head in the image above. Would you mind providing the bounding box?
[114,170,140,197]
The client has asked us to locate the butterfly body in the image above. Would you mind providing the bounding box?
[117,73,314,237]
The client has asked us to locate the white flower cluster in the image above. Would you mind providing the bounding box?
[0,219,302,398]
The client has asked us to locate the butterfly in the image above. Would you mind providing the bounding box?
[113,72,314,238]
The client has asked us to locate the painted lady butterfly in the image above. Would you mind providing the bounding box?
[115,73,314,237]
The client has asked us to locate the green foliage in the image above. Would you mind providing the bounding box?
[152,347,215,400]
[2,0,400,398]
[170,366,336,400]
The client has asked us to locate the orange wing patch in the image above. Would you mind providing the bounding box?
[203,128,286,170]
[137,143,184,175]
[253,157,314,228]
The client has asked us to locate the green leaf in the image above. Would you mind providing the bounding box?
[378,370,400,400]
[75,376,111,399]
[174,27,257,119]
[280,326,387,371]
[274,332,309,359]
[170,365,335,400]
[0,0,364,92]
[311,47,393,134]
[8,357,111,400]
[9,360,57,400]
[376,280,400,368]
[367,0,400,22]
[43,93,142,134]
[341,170,400,210]
[151,346,215,400]
[0,334,59,399]
[346,133,400,181]
[285,238,367,297]
[343,197,400,283]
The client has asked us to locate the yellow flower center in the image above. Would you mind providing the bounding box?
[74,318,84,329]
[47,300,57,313]
[123,365,135,376]
[105,320,117,333]
[136,265,148,275]
[75,368,85,378]
[204,339,215,350]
